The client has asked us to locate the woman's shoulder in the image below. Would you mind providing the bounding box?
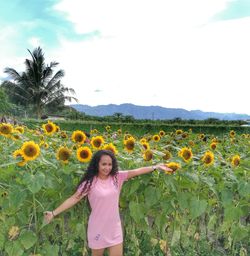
[116,170,129,182]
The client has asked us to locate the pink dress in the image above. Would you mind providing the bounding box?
[77,171,128,249]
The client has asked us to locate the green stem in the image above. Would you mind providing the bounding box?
[33,194,39,253]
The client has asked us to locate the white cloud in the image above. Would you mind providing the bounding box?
[28,37,43,48]
[2,0,249,115]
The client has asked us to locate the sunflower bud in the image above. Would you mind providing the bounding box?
[8,226,20,240]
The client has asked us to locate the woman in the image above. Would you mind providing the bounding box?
[44,150,173,256]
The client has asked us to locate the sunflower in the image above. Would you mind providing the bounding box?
[175,129,183,135]
[231,154,240,167]
[201,151,214,166]
[124,137,135,153]
[182,132,188,139]
[0,123,13,137]
[166,162,181,173]
[188,140,195,147]
[199,133,205,140]
[21,141,40,161]
[15,126,24,134]
[143,149,153,161]
[162,150,172,160]
[178,147,193,162]
[210,142,217,150]
[146,136,152,142]
[141,142,150,150]
[103,143,118,155]
[105,125,111,132]
[152,134,160,142]
[42,121,57,135]
[124,134,132,140]
[159,130,165,137]
[8,226,20,241]
[1,191,8,197]
[140,138,147,144]
[71,130,86,144]
[229,130,235,138]
[91,136,105,149]
[90,129,98,135]
[12,134,21,140]
[77,146,92,163]
[56,146,71,163]
[212,137,219,143]
[117,129,122,135]
[13,149,27,166]
[60,131,68,139]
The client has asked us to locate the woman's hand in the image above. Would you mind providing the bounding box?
[155,163,174,174]
[44,211,54,224]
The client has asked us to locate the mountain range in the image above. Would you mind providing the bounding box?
[71,103,250,120]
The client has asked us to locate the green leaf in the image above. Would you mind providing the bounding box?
[221,189,233,207]
[129,201,144,223]
[127,179,140,196]
[24,172,45,194]
[9,189,27,209]
[178,192,191,210]
[189,199,207,219]
[5,240,24,256]
[19,230,37,250]
[41,243,59,256]
[238,181,250,198]
[163,176,176,192]
[171,229,181,246]
[0,233,5,250]
[184,172,199,183]
[207,214,217,230]
[231,225,248,242]
[144,186,161,208]
[75,223,86,240]
[224,205,243,222]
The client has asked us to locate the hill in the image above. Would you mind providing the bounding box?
[71,103,250,120]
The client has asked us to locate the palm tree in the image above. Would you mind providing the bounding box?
[3,47,78,118]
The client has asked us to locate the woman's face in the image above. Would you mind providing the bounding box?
[98,155,112,179]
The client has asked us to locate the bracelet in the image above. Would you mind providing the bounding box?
[52,211,55,217]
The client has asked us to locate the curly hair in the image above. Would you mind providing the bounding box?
[76,150,119,196]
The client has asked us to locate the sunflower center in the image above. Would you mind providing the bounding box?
[75,134,84,142]
[80,150,89,158]
[126,141,135,150]
[24,146,37,157]
[1,126,12,134]
[183,150,191,160]
[211,144,216,150]
[93,139,101,147]
[233,159,239,166]
[204,155,212,164]
[45,124,53,132]
[58,149,70,161]
[144,151,153,161]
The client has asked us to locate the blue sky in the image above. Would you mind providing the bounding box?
[1,0,250,115]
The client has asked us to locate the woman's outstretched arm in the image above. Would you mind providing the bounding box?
[127,163,173,180]
[44,190,85,223]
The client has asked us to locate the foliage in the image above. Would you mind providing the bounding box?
[0,87,13,115]
[0,121,249,255]
[2,47,77,118]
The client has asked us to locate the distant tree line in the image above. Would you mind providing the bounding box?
[0,47,248,126]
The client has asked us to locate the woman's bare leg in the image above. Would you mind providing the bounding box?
[108,243,123,256]
[92,248,105,256]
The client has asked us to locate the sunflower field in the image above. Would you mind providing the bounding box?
[0,121,249,256]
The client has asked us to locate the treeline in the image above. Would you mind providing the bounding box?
[0,47,248,127]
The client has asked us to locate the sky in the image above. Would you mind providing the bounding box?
[0,0,250,115]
